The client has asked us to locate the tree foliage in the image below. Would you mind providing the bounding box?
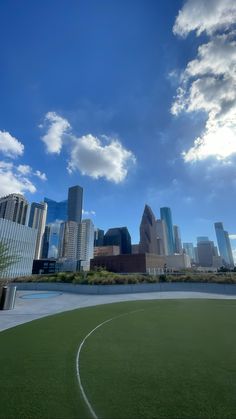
[0,241,19,275]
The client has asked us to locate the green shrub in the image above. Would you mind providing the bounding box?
[159,274,166,282]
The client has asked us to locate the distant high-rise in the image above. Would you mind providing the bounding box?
[197,237,218,267]
[214,222,234,268]
[0,193,28,225]
[160,207,175,255]
[28,202,47,259]
[156,219,168,255]
[68,185,83,223]
[94,228,104,247]
[58,221,78,260]
[183,243,195,263]
[43,197,68,259]
[77,219,94,271]
[41,225,50,259]
[104,227,132,254]
[139,205,158,254]
[225,232,234,267]
[44,197,67,224]
[197,236,209,243]
[173,225,182,254]
[42,221,62,258]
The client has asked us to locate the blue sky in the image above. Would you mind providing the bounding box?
[1,0,236,252]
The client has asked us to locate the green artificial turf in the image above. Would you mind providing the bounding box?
[0,299,236,418]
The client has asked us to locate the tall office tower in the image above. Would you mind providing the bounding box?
[214,222,234,268]
[197,237,217,267]
[0,193,28,225]
[197,236,209,243]
[225,232,234,267]
[139,205,158,254]
[156,219,168,255]
[28,202,47,259]
[0,218,37,277]
[94,228,104,247]
[68,185,83,223]
[58,221,78,260]
[44,197,68,224]
[41,225,50,258]
[77,219,94,271]
[160,207,175,255]
[43,197,68,258]
[41,221,62,258]
[104,227,132,254]
[173,225,182,254]
[183,243,195,263]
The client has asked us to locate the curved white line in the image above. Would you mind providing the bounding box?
[76,309,144,419]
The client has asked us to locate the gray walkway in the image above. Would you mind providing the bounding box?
[1,290,236,332]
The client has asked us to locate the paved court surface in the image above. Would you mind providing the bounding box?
[1,290,236,332]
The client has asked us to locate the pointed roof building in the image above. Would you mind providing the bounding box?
[139,205,158,254]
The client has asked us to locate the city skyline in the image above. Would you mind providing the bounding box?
[0,0,236,255]
[0,188,233,254]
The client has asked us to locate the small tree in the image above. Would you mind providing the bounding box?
[0,241,19,276]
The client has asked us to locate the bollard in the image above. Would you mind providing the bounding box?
[0,286,17,310]
[0,286,7,310]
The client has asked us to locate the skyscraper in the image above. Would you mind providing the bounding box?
[0,193,28,225]
[139,205,158,254]
[94,228,104,247]
[43,195,68,259]
[156,219,168,255]
[28,202,47,259]
[214,222,234,268]
[104,227,132,254]
[44,197,67,224]
[68,185,83,223]
[173,225,182,254]
[77,219,94,271]
[197,237,218,267]
[183,242,195,263]
[58,221,78,260]
[160,207,175,255]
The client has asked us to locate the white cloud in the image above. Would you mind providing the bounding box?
[173,0,236,37]
[17,164,32,175]
[172,1,236,162]
[68,134,136,183]
[17,165,47,181]
[229,234,236,240]
[0,131,24,158]
[41,112,70,154]
[0,161,36,196]
[183,126,236,161]
[82,209,96,217]
[34,170,47,181]
[40,111,136,183]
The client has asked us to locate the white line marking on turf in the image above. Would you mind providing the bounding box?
[76,309,144,419]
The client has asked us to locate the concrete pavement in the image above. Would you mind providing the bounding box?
[1,289,236,332]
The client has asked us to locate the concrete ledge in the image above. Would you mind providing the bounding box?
[11,281,236,295]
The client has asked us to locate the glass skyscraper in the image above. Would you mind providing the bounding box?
[214,222,234,268]
[44,197,68,224]
[43,198,68,258]
[183,242,195,262]
[160,207,175,255]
